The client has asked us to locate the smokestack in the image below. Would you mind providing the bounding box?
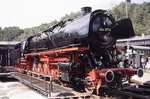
[81,7,92,16]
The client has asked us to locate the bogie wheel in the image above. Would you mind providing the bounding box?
[84,76,95,94]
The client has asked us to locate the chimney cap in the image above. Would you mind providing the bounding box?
[81,7,92,16]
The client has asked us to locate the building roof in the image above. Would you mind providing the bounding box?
[0,41,20,46]
[117,35,150,42]
[130,45,150,50]
[117,35,150,46]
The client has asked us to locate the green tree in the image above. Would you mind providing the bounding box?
[60,12,80,21]
[0,26,24,41]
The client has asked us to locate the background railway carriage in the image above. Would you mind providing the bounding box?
[0,41,20,75]
[11,7,144,95]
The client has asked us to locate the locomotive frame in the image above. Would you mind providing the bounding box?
[14,46,144,95]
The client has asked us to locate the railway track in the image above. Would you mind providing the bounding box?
[118,82,150,99]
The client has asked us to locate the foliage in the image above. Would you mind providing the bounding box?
[15,12,79,41]
[0,26,24,41]
[60,12,80,21]
[15,20,58,41]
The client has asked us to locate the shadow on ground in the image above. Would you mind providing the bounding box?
[57,92,75,97]
[0,76,18,82]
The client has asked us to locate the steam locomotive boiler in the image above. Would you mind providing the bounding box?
[12,7,144,95]
[24,7,135,53]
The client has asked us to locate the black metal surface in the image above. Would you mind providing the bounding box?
[112,18,135,39]
[57,62,71,82]
[0,49,9,67]
[10,48,21,65]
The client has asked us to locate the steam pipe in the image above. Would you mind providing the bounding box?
[99,70,114,82]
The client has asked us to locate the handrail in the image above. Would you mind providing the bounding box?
[12,67,52,97]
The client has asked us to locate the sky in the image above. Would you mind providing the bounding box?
[0,0,149,29]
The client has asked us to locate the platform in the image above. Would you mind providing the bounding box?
[10,72,95,99]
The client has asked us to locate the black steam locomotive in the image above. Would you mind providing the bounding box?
[11,7,142,95]
[23,7,134,54]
